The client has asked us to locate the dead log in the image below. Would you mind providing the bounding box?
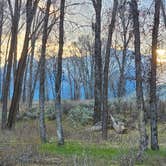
[86,121,102,132]
[109,114,127,134]
[86,114,127,134]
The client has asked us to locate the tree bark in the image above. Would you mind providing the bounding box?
[2,0,21,129]
[22,56,29,103]
[7,0,39,129]
[150,0,161,150]
[161,0,166,28]
[0,0,4,99]
[55,0,65,145]
[130,0,148,157]
[27,37,36,111]
[39,0,51,143]
[92,0,102,124]
[102,0,118,140]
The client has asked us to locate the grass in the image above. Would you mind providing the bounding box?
[145,148,166,157]
[40,140,166,166]
[0,100,165,165]
[40,140,127,159]
[40,140,166,165]
[39,140,132,165]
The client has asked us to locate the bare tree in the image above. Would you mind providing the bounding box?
[92,0,102,124]
[116,0,132,98]
[102,0,118,140]
[39,0,51,143]
[150,0,161,150]
[27,9,44,111]
[55,0,65,145]
[1,0,21,129]
[7,0,39,129]
[0,0,5,98]
[130,0,148,158]
[161,0,166,28]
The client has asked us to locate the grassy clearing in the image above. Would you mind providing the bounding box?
[39,140,166,166]
[0,101,166,165]
[40,141,127,158]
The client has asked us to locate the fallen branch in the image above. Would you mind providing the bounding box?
[109,113,127,134]
[86,114,127,134]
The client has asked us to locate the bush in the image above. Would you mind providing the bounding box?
[68,105,93,126]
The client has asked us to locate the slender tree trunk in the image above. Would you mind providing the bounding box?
[68,70,73,100]
[0,0,4,98]
[30,60,42,109]
[130,0,148,158]
[161,0,166,28]
[55,0,65,145]
[150,0,161,150]
[22,56,29,103]
[102,0,118,140]
[27,36,36,110]
[117,47,127,98]
[39,0,51,143]
[2,0,20,129]
[92,0,102,124]
[13,37,18,82]
[90,54,94,99]
[1,34,10,102]
[7,0,39,129]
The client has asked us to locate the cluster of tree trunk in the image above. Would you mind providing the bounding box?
[0,0,65,146]
[92,0,161,156]
[0,0,163,153]
[130,0,148,157]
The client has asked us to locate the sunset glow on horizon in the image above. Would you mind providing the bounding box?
[157,49,166,63]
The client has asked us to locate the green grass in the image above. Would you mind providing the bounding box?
[39,140,128,159]
[39,140,166,166]
[145,148,166,157]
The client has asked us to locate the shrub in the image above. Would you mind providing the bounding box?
[68,105,93,126]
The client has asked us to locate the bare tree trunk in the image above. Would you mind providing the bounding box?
[67,64,73,100]
[117,1,132,98]
[102,0,118,140]
[2,0,21,129]
[130,0,148,158]
[27,9,44,111]
[55,0,65,145]
[39,0,51,143]
[27,38,36,110]
[92,0,102,124]
[0,0,4,99]
[7,0,39,129]
[29,63,39,109]
[161,0,166,28]
[150,0,160,150]
[1,34,10,102]
[22,56,29,103]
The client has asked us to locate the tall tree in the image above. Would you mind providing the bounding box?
[150,0,161,150]
[130,0,148,158]
[161,0,166,28]
[55,0,65,145]
[39,0,51,143]
[1,0,21,129]
[117,0,132,98]
[0,0,5,98]
[102,0,118,140]
[7,0,39,129]
[27,9,45,111]
[92,0,102,124]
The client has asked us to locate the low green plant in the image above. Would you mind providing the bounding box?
[68,106,93,126]
[39,140,125,159]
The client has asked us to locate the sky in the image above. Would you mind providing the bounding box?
[3,0,165,60]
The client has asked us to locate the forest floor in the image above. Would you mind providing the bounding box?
[0,100,166,166]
